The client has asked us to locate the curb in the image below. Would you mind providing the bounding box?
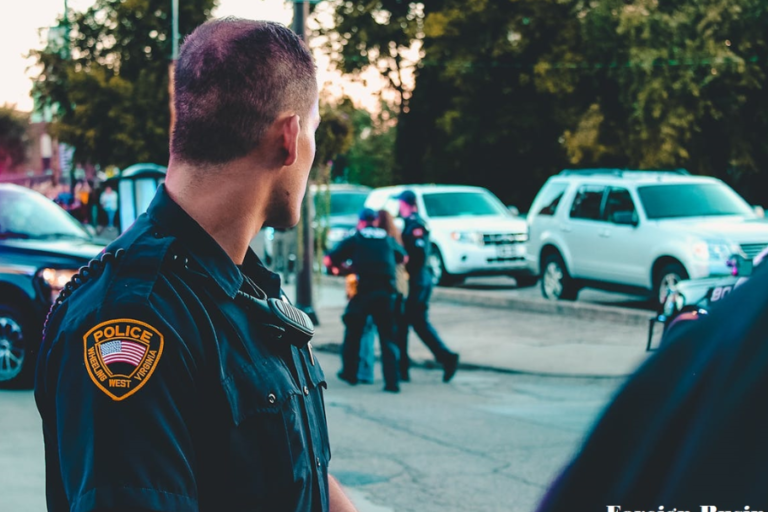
[317,274,653,327]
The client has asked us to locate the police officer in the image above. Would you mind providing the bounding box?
[328,208,407,393]
[534,252,768,509]
[34,19,358,512]
[397,190,460,383]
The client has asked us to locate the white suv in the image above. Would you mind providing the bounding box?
[526,169,768,305]
[365,184,534,286]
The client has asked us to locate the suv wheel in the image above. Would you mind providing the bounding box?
[654,262,688,307]
[0,305,33,389]
[541,253,578,301]
[429,246,464,286]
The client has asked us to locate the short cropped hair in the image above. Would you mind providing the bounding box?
[171,18,317,165]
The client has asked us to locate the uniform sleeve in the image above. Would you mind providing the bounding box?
[327,236,355,266]
[391,239,408,264]
[43,299,201,512]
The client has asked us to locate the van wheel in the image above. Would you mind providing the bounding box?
[541,253,578,301]
[654,262,688,307]
[429,246,464,286]
[0,304,34,389]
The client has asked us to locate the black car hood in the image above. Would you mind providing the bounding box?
[0,237,105,262]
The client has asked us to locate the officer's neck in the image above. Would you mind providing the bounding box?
[166,157,269,265]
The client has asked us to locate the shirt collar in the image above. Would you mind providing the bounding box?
[146,184,245,298]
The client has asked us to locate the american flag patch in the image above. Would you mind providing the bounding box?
[100,340,147,367]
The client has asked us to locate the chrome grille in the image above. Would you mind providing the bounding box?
[740,243,768,259]
[483,233,527,246]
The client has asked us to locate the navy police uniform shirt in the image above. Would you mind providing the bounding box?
[401,214,431,279]
[535,261,768,510]
[327,226,406,294]
[35,185,331,512]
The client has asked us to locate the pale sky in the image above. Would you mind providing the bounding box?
[0,0,390,113]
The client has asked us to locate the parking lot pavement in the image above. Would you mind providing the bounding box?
[287,279,653,378]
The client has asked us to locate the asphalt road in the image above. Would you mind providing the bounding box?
[0,352,626,512]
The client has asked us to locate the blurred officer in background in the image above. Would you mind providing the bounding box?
[328,208,407,392]
[397,190,460,383]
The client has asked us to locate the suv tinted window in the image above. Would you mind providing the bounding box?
[638,183,753,219]
[422,191,507,218]
[535,183,568,216]
[603,188,637,223]
[569,185,606,220]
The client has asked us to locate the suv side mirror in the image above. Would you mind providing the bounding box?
[612,211,638,227]
[753,205,765,218]
[507,205,519,216]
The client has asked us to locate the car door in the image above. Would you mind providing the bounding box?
[561,184,608,279]
[594,187,648,286]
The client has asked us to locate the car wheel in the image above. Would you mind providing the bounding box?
[512,274,538,288]
[429,246,464,286]
[541,253,578,301]
[655,262,688,307]
[0,304,34,389]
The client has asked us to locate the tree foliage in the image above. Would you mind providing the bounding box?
[0,106,29,174]
[326,0,768,208]
[31,0,216,169]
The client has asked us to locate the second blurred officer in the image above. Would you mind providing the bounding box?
[328,208,408,392]
[398,190,460,383]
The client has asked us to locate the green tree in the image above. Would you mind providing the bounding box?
[31,0,216,169]
[0,106,29,174]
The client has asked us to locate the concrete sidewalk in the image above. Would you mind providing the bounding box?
[284,277,654,379]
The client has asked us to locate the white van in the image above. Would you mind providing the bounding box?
[365,184,534,286]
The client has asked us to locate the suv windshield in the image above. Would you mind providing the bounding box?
[422,191,508,218]
[638,182,754,220]
[0,188,90,240]
[314,191,369,217]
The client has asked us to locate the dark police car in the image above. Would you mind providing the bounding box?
[0,184,105,388]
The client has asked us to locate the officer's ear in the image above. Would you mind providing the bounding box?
[278,114,301,167]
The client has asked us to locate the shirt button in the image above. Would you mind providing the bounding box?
[267,393,276,404]
[316,457,321,467]
[303,386,309,395]
[152,231,163,238]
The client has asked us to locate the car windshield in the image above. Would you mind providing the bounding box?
[315,191,369,217]
[0,188,90,240]
[422,191,508,218]
[638,183,754,220]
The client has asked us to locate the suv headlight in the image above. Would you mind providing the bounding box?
[38,268,78,301]
[692,240,741,262]
[450,231,483,245]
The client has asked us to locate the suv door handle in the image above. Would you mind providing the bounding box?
[599,229,611,238]
[559,225,572,233]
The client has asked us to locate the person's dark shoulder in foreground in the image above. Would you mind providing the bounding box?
[536,262,768,511]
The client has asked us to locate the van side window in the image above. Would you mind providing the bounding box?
[569,185,606,220]
[536,183,569,216]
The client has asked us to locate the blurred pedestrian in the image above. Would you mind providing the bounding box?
[535,261,768,510]
[345,271,376,384]
[99,185,118,229]
[328,207,408,392]
[397,189,460,383]
[377,209,411,380]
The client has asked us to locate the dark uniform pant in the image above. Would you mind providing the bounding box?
[341,290,400,389]
[399,272,454,377]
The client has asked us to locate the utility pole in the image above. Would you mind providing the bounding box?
[62,0,76,195]
[169,0,179,131]
[292,0,319,325]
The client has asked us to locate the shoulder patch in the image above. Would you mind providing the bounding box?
[83,318,164,401]
[412,227,424,237]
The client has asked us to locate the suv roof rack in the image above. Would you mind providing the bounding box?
[558,168,690,177]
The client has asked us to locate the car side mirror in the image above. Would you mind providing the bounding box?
[753,205,764,218]
[507,205,519,216]
[612,211,638,227]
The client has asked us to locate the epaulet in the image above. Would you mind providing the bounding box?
[106,233,177,305]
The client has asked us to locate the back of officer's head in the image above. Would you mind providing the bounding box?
[171,18,317,165]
